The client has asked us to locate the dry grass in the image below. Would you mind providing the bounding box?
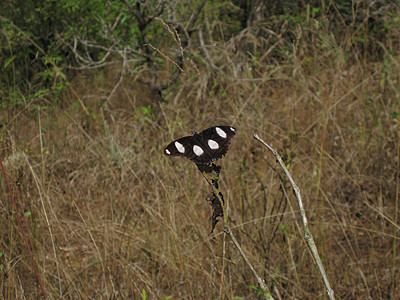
[1,15,400,299]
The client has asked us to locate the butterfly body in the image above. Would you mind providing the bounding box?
[164,125,236,165]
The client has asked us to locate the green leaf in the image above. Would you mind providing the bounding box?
[4,56,16,69]
[249,285,264,294]
[390,111,399,120]
[141,289,147,300]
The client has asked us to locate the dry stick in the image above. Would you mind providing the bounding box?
[253,133,335,300]
[200,172,274,300]
[224,227,273,300]
[106,47,128,104]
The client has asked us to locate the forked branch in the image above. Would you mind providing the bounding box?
[253,133,335,300]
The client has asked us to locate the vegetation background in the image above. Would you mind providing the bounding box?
[1,0,399,298]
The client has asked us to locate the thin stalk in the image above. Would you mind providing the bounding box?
[0,157,46,298]
[200,171,274,299]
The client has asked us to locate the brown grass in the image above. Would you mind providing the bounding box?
[1,15,400,299]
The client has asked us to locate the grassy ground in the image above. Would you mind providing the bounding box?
[1,11,400,299]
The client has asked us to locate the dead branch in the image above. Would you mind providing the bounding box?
[59,0,209,103]
[253,133,335,300]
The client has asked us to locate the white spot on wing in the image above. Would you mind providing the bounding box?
[175,141,185,153]
[208,139,219,149]
[193,145,204,156]
[165,149,171,155]
[216,127,227,138]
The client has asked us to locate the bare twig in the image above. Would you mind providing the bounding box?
[253,133,335,300]
[201,171,274,299]
[60,0,206,103]
[185,0,207,33]
[106,47,128,103]
[145,43,184,72]
[198,29,222,72]
[225,226,274,300]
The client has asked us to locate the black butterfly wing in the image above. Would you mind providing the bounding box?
[164,136,197,159]
[164,135,215,164]
[164,125,236,165]
[196,125,236,162]
[197,126,236,141]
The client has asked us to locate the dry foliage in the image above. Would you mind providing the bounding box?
[1,5,400,299]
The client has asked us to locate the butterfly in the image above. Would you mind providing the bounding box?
[164,125,236,165]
